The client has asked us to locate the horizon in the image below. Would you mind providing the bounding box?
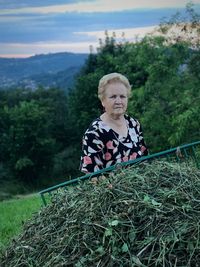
[0,0,200,58]
[0,51,90,59]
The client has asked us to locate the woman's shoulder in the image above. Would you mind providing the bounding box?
[85,117,110,135]
[85,118,100,133]
[125,114,140,127]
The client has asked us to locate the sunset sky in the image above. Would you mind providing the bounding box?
[0,0,200,58]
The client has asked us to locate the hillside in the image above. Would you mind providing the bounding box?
[0,52,88,91]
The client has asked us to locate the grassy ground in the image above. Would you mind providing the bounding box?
[0,194,42,251]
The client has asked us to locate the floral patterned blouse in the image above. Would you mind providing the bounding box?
[80,114,148,173]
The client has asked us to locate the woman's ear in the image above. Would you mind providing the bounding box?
[101,100,105,108]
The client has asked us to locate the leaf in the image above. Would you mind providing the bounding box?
[131,256,146,267]
[143,195,150,202]
[109,220,119,226]
[121,243,129,253]
[105,228,112,237]
[96,246,104,254]
[151,199,162,207]
[75,256,87,267]
[129,229,136,243]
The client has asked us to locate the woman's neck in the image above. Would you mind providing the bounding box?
[100,113,128,137]
[101,112,125,124]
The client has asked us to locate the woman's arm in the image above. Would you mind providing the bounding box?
[80,131,105,173]
[137,121,148,156]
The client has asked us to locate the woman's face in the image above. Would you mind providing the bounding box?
[101,81,128,118]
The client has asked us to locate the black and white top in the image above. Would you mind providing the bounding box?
[80,114,148,173]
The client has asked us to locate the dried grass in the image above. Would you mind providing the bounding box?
[1,161,200,267]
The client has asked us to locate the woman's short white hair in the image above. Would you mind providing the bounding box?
[98,72,131,101]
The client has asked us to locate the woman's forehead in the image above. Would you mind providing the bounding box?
[105,82,127,94]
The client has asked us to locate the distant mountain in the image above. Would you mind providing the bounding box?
[0,52,89,91]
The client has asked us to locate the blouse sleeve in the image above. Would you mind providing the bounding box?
[136,120,148,156]
[80,130,105,173]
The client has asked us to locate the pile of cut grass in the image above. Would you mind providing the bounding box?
[1,161,200,267]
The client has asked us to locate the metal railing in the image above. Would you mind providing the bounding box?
[39,140,200,206]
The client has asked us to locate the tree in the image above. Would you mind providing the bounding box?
[3,100,55,186]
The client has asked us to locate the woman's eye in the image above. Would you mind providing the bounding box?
[109,95,126,99]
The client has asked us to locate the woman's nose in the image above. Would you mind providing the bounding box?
[115,96,121,102]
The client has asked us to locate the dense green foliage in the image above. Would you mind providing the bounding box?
[0,5,199,193]
[0,88,73,191]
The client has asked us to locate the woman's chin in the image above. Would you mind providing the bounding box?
[115,108,125,114]
[110,111,125,117]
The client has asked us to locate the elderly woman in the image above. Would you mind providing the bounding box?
[80,73,148,173]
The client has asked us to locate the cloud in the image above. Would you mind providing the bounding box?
[0,10,169,43]
[1,0,199,15]
[0,25,159,57]
[1,0,199,57]
[0,0,80,9]
[75,25,157,40]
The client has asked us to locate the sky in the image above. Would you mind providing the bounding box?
[0,0,200,58]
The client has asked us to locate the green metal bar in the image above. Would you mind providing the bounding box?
[175,154,181,162]
[183,148,189,158]
[39,140,200,205]
[166,154,171,161]
[191,145,200,169]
